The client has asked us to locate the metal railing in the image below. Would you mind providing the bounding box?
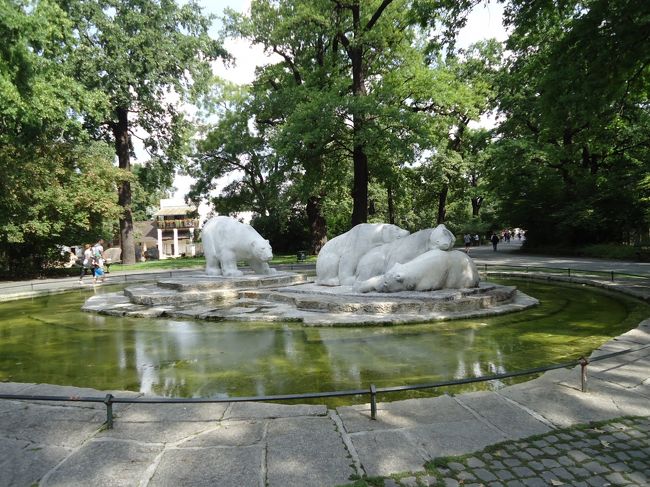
[478,263,650,283]
[1,344,648,429]
[1,262,645,295]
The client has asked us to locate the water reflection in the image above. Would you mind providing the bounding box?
[0,280,647,405]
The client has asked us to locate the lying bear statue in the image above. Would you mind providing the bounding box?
[356,248,480,293]
[202,216,276,277]
[355,224,456,282]
[316,223,410,286]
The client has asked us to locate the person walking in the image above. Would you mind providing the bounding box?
[491,232,499,251]
[79,244,94,284]
[464,233,472,252]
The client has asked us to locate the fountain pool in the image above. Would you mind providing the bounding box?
[0,278,647,406]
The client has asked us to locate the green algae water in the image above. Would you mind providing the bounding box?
[0,279,648,406]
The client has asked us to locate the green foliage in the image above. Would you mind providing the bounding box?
[493,0,650,247]
[59,0,226,263]
[0,141,123,276]
[0,1,122,276]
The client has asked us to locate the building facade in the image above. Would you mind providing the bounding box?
[152,199,200,259]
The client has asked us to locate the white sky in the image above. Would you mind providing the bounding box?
[165,0,508,207]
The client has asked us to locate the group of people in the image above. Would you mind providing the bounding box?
[463,229,524,252]
[79,239,106,284]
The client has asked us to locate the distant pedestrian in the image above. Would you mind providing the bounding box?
[491,233,499,251]
[464,233,472,252]
[79,244,94,283]
[92,239,104,259]
[474,234,480,246]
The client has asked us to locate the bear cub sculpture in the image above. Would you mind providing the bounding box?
[202,216,276,277]
[357,248,480,293]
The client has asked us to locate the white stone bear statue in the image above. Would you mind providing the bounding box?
[316,223,410,286]
[202,216,276,277]
[357,248,479,293]
[355,224,456,282]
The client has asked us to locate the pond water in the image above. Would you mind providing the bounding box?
[0,279,648,406]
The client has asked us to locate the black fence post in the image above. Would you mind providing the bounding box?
[579,357,589,392]
[370,384,377,420]
[104,394,114,429]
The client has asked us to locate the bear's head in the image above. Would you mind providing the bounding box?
[251,239,273,262]
[382,263,415,292]
[380,224,410,243]
[429,224,455,251]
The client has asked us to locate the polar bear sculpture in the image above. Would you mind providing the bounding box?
[316,223,410,286]
[355,224,456,282]
[202,216,276,277]
[357,248,479,293]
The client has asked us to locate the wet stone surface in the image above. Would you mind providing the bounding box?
[81,272,538,326]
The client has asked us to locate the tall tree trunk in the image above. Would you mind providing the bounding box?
[349,4,368,227]
[471,196,482,217]
[113,107,136,265]
[351,117,369,226]
[387,184,395,224]
[306,194,328,254]
[437,183,448,224]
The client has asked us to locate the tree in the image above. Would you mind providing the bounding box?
[493,0,650,246]
[0,0,123,275]
[59,0,226,264]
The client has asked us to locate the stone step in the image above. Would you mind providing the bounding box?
[157,272,308,291]
[240,285,517,315]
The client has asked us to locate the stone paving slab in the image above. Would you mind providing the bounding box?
[0,438,69,487]
[501,375,650,428]
[0,382,35,395]
[180,419,266,447]
[454,390,553,439]
[266,416,356,487]
[0,402,104,448]
[41,439,163,487]
[116,401,228,422]
[408,418,508,459]
[148,444,265,487]
[337,395,475,433]
[347,429,429,477]
[223,401,327,419]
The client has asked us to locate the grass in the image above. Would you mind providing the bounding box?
[109,253,317,272]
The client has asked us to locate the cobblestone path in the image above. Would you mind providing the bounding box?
[344,416,650,487]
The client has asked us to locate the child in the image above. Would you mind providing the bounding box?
[93,257,106,284]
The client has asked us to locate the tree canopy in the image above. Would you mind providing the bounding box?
[2,0,648,273]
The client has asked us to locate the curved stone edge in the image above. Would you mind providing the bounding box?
[80,285,535,326]
[77,271,650,327]
[488,271,650,302]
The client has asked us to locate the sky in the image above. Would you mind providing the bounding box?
[166,0,508,208]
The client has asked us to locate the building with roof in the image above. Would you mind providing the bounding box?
[149,199,200,259]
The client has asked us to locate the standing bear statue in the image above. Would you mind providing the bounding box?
[316,223,410,286]
[202,216,276,277]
